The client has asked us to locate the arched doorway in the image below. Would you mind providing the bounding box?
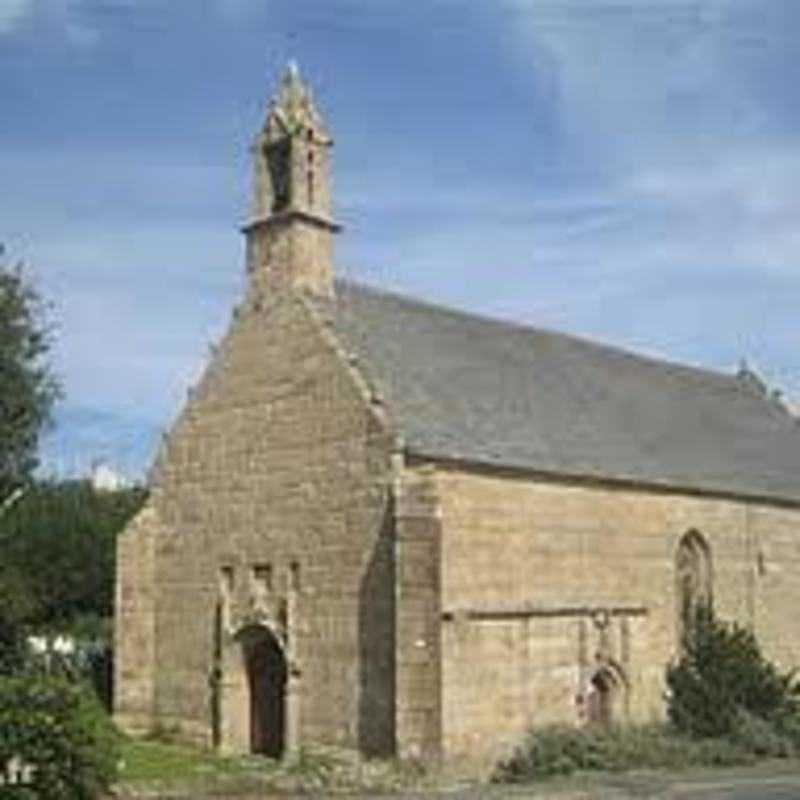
[240,626,287,757]
[586,665,624,727]
[220,624,289,758]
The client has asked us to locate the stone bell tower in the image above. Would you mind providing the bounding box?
[243,62,341,298]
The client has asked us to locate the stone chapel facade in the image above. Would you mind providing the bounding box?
[114,65,800,767]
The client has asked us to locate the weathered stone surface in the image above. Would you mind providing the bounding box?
[114,65,397,749]
[433,466,800,765]
[394,467,442,762]
[114,64,800,770]
[114,504,161,736]
[115,291,397,753]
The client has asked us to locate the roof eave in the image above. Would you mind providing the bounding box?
[404,448,800,510]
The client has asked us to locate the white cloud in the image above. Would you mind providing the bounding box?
[619,146,800,270]
[0,0,173,46]
[483,0,800,379]
[0,0,33,33]
[0,0,97,45]
[499,0,774,171]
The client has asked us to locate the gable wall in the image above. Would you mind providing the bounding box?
[431,465,800,767]
[114,505,159,734]
[115,295,396,750]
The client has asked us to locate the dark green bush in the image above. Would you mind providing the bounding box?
[666,604,798,740]
[491,723,755,783]
[728,709,794,758]
[494,606,800,785]
[0,673,118,799]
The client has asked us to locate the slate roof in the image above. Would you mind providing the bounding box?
[315,280,800,504]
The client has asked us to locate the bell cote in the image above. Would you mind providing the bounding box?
[243,62,341,299]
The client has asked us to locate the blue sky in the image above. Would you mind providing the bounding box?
[1,0,799,480]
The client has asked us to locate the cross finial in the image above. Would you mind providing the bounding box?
[277,59,309,110]
[285,59,301,83]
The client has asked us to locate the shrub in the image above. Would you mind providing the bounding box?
[495,604,800,785]
[491,723,755,783]
[0,673,118,799]
[728,709,793,758]
[666,604,798,740]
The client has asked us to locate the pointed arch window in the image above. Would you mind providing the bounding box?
[675,530,712,640]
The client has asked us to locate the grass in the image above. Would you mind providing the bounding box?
[117,738,283,795]
[116,737,434,797]
[115,732,800,798]
[118,738,257,782]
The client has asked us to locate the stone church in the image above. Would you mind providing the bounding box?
[114,64,800,766]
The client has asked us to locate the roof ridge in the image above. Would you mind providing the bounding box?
[333,277,741,388]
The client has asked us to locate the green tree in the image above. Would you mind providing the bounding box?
[0,249,60,670]
[666,603,798,739]
[0,567,35,675]
[0,248,60,502]
[0,480,146,633]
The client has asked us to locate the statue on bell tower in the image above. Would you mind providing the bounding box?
[243,62,341,299]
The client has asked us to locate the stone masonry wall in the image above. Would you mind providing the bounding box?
[394,465,443,761]
[114,505,160,734]
[115,292,396,751]
[248,219,335,299]
[431,464,800,767]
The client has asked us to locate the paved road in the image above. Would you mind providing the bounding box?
[684,788,800,799]
[674,776,800,799]
[411,779,800,798]
[115,771,800,799]
[155,784,800,799]
[363,775,800,798]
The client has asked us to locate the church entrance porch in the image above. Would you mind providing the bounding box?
[244,627,287,756]
[218,623,292,758]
